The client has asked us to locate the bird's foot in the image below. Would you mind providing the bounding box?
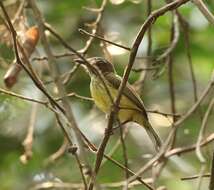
[104,128,114,136]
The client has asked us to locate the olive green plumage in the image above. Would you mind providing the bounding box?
[88,57,162,150]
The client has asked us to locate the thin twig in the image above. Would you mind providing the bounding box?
[31,178,153,190]
[135,0,153,90]
[54,114,88,189]
[181,173,210,180]
[196,165,206,190]
[79,0,107,54]
[40,64,81,86]
[56,92,93,102]
[166,11,180,154]
[146,109,182,118]
[0,87,47,105]
[192,0,214,25]
[45,138,68,164]
[101,127,129,166]
[209,152,214,190]
[12,0,26,24]
[180,15,199,106]
[62,63,81,84]
[152,11,179,79]
[20,103,38,164]
[79,28,130,51]
[118,122,129,190]
[32,52,77,61]
[179,10,204,125]
[132,66,160,72]
[150,10,178,182]
[168,12,177,123]
[152,161,167,187]
[0,88,92,109]
[165,133,214,158]
[196,96,214,163]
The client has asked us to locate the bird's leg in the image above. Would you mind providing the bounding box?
[104,115,124,136]
[112,120,130,132]
[104,127,114,136]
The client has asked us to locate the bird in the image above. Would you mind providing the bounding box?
[78,57,162,150]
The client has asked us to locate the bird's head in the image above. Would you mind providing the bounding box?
[87,57,115,75]
[75,57,115,76]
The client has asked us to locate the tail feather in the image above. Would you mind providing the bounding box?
[144,122,162,151]
[138,117,162,151]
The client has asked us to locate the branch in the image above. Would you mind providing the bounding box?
[45,138,68,164]
[146,109,182,118]
[118,122,129,189]
[209,152,214,190]
[20,103,38,164]
[32,52,77,61]
[134,0,153,91]
[54,113,88,189]
[192,0,214,25]
[165,133,214,157]
[167,12,178,123]
[101,127,129,167]
[79,28,130,51]
[196,96,214,163]
[154,14,179,64]
[152,11,179,79]
[181,173,210,180]
[79,0,107,54]
[0,87,47,105]
[31,178,153,190]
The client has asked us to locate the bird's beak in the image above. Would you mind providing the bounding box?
[74,58,90,73]
[73,58,85,65]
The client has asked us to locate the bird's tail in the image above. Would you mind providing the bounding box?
[144,120,162,151]
[136,115,162,151]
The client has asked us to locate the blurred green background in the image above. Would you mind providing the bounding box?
[0,0,213,189]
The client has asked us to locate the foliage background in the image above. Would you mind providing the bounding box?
[0,0,213,190]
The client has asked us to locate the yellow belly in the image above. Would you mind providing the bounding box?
[90,77,140,123]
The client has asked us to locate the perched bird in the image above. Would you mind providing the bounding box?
[79,57,162,150]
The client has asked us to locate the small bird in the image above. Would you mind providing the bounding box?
[79,57,162,150]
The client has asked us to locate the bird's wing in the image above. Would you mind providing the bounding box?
[105,73,148,118]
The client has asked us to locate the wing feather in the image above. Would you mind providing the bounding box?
[105,73,148,118]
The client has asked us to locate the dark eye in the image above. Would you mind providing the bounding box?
[97,61,103,68]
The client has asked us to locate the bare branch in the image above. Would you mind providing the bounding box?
[196,96,214,163]
[79,0,107,54]
[79,28,130,51]
[45,138,68,164]
[181,173,210,180]
[192,0,214,25]
[209,152,214,190]
[118,122,129,189]
[20,103,38,164]
[165,133,214,157]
